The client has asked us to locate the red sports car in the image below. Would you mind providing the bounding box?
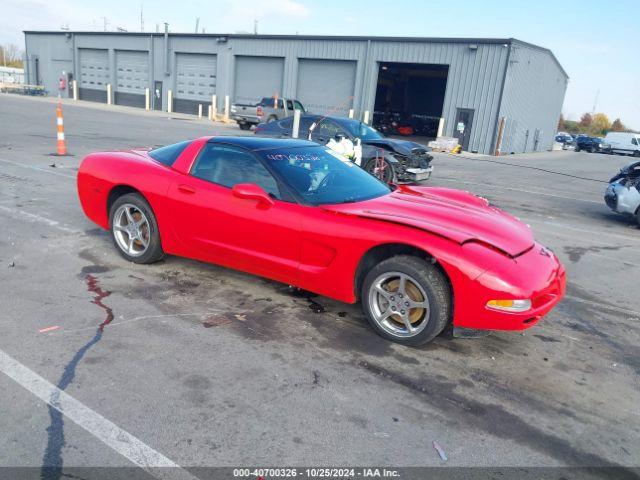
[77,136,566,345]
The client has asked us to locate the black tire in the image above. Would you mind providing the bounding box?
[266,115,277,123]
[589,146,595,153]
[575,146,580,152]
[364,157,396,184]
[361,255,452,346]
[239,123,252,131]
[109,193,164,264]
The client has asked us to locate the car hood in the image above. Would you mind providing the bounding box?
[322,185,534,257]
[362,138,429,156]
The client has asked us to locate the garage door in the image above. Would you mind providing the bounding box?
[115,50,148,108]
[78,48,109,103]
[296,59,356,116]
[234,56,284,105]
[174,53,217,115]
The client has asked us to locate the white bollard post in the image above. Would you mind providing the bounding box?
[292,109,301,139]
[348,109,354,119]
[211,95,217,120]
[167,90,173,113]
[145,88,150,110]
[198,104,203,119]
[72,80,78,100]
[224,95,230,122]
[207,105,212,121]
[437,117,445,138]
[107,84,112,105]
[363,110,370,124]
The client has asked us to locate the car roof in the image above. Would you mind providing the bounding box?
[207,136,317,151]
[298,114,358,125]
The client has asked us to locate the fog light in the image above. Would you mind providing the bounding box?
[486,299,532,312]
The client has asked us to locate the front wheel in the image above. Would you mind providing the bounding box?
[361,255,451,346]
[109,193,164,264]
[364,157,395,184]
[239,123,252,131]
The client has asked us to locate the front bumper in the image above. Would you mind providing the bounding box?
[231,114,261,125]
[605,181,640,215]
[405,166,433,181]
[452,242,566,331]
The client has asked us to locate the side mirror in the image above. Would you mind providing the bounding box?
[232,183,275,207]
[334,133,345,142]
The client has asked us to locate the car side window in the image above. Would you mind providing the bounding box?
[277,99,284,109]
[286,100,294,110]
[317,120,342,138]
[191,145,280,198]
[293,101,304,112]
[632,138,638,146]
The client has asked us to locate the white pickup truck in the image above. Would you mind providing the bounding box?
[230,97,306,130]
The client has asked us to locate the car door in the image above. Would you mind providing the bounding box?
[166,143,302,284]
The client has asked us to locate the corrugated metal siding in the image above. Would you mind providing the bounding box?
[24,33,565,154]
[499,43,568,154]
[363,41,509,154]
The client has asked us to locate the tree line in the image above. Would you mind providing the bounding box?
[0,44,23,68]
[558,113,637,137]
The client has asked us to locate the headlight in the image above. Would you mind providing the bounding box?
[486,299,532,313]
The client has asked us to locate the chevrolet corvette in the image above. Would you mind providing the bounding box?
[77,136,565,345]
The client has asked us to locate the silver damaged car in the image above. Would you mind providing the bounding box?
[605,161,640,225]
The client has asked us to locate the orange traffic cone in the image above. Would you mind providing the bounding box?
[56,102,67,155]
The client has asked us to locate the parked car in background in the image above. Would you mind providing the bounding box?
[231,97,305,130]
[77,136,566,345]
[603,132,640,157]
[255,115,434,183]
[605,161,640,225]
[574,136,604,153]
[555,132,573,144]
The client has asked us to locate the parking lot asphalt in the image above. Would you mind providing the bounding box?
[1,94,639,476]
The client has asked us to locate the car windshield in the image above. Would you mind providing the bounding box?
[342,121,385,141]
[259,146,391,205]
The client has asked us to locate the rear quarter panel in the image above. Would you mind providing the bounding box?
[77,151,181,251]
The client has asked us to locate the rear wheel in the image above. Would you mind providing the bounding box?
[364,157,395,184]
[589,145,595,153]
[575,146,581,152]
[361,255,451,346]
[239,123,251,131]
[266,115,277,123]
[109,193,164,264]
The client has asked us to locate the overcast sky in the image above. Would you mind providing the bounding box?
[2,0,638,129]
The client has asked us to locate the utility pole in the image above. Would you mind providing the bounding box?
[195,17,200,33]
[100,17,109,32]
[140,4,144,32]
[254,19,258,35]
[591,89,600,115]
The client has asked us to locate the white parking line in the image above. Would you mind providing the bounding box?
[0,157,76,179]
[0,204,81,234]
[0,349,199,480]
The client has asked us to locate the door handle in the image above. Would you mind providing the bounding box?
[178,184,196,194]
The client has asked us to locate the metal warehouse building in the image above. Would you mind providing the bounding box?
[23,31,568,155]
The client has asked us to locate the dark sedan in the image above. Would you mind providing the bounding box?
[255,115,433,183]
[575,136,604,153]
